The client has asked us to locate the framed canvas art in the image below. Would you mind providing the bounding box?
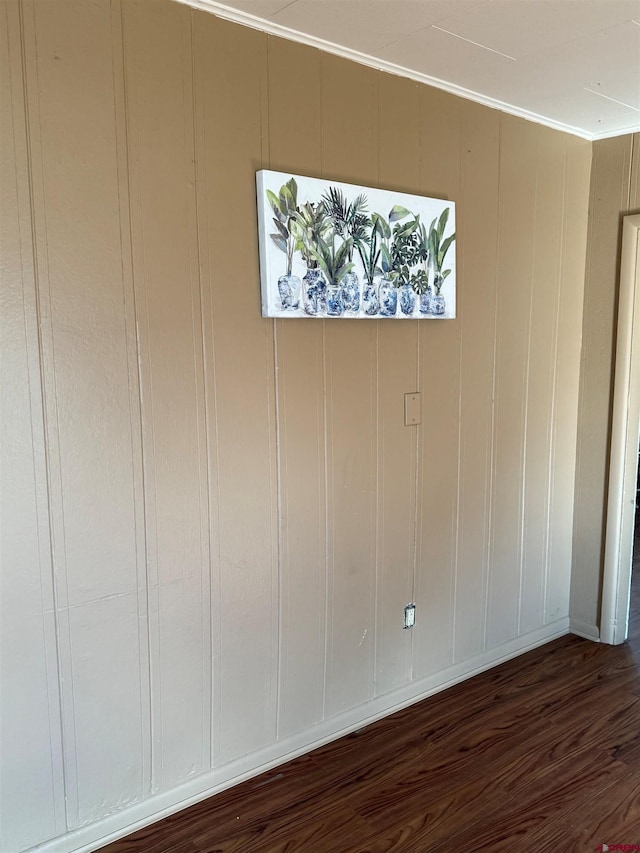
[256,169,456,320]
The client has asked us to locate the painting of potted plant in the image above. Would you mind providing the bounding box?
[428,208,456,315]
[321,187,369,314]
[292,201,329,316]
[389,206,420,316]
[256,170,456,320]
[307,233,354,317]
[411,217,431,314]
[378,225,397,317]
[266,178,301,310]
[355,212,390,315]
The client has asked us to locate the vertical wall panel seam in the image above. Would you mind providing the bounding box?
[319,51,330,721]
[262,35,283,743]
[451,117,465,663]
[273,319,285,740]
[265,314,280,743]
[121,0,162,791]
[373,72,381,695]
[369,323,376,699]
[315,46,327,724]
[262,36,281,746]
[483,123,499,648]
[411,320,419,675]
[518,155,540,636]
[570,147,596,620]
[625,134,634,211]
[412,83,421,615]
[545,149,568,624]
[412,319,420,607]
[373,320,378,697]
[18,0,79,825]
[451,105,464,664]
[321,318,330,720]
[483,115,503,651]
[452,266,463,662]
[411,82,421,678]
[263,73,281,747]
[110,0,152,799]
[373,321,380,695]
[184,8,213,773]
[448,108,462,664]
[191,16,223,767]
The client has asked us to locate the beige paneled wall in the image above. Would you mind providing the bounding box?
[1,1,591,851]
[452,101,500,663]
[571,133,640,638]
[1,4,66,848]
[4,0,150,834]
[266,37,326,738]
[195,12,281,766]
[413,87,463,678]
[123,0,212,785]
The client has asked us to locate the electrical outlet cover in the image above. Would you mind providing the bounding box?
[404,603,416,629]
[404,393,421,426]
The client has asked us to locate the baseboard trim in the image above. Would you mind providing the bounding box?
[30,618,569,853]
[569,618,601,642]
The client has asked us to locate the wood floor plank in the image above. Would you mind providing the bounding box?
[423,753,630,852]
[191,803,375,852]
[523,770,640,852]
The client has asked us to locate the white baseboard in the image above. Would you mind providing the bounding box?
[30,618,570,853]
[569,618,600,641]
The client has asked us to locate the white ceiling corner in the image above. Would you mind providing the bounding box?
[178,0,640,140]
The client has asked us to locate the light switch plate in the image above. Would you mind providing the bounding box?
[404,392,421,426]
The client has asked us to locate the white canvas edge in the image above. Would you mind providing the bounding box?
[256,169,271,318]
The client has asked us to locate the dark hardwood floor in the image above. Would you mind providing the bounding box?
[104,539,640,853]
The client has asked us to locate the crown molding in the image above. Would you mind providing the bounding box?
[176,0,639,142]
[591,122,640,141]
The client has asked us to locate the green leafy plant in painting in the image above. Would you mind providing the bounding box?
[307,234,354,288]
[320,187,370,312]
[355,212,391,285]
[428,208,455,295]
[320,187,370,262]
[308,232,354,316]
[266,178,299,276]
[426,208,455,315]
[411,216,430,295]
[292,201,329,269]
[377,205,419,288]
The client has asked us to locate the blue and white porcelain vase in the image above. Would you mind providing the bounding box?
[431,293,445,314]
[303,268,326,316]
[278,273,301,310]
[379,279,398,317]
[400,283,416,316]
[419,286,432,314]
[341,270,360,314]
[362,278,379,315]
[326,282,344,316]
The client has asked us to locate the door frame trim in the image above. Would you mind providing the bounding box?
[601,213,640,644]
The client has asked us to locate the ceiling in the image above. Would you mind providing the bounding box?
[180,0,640,140]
